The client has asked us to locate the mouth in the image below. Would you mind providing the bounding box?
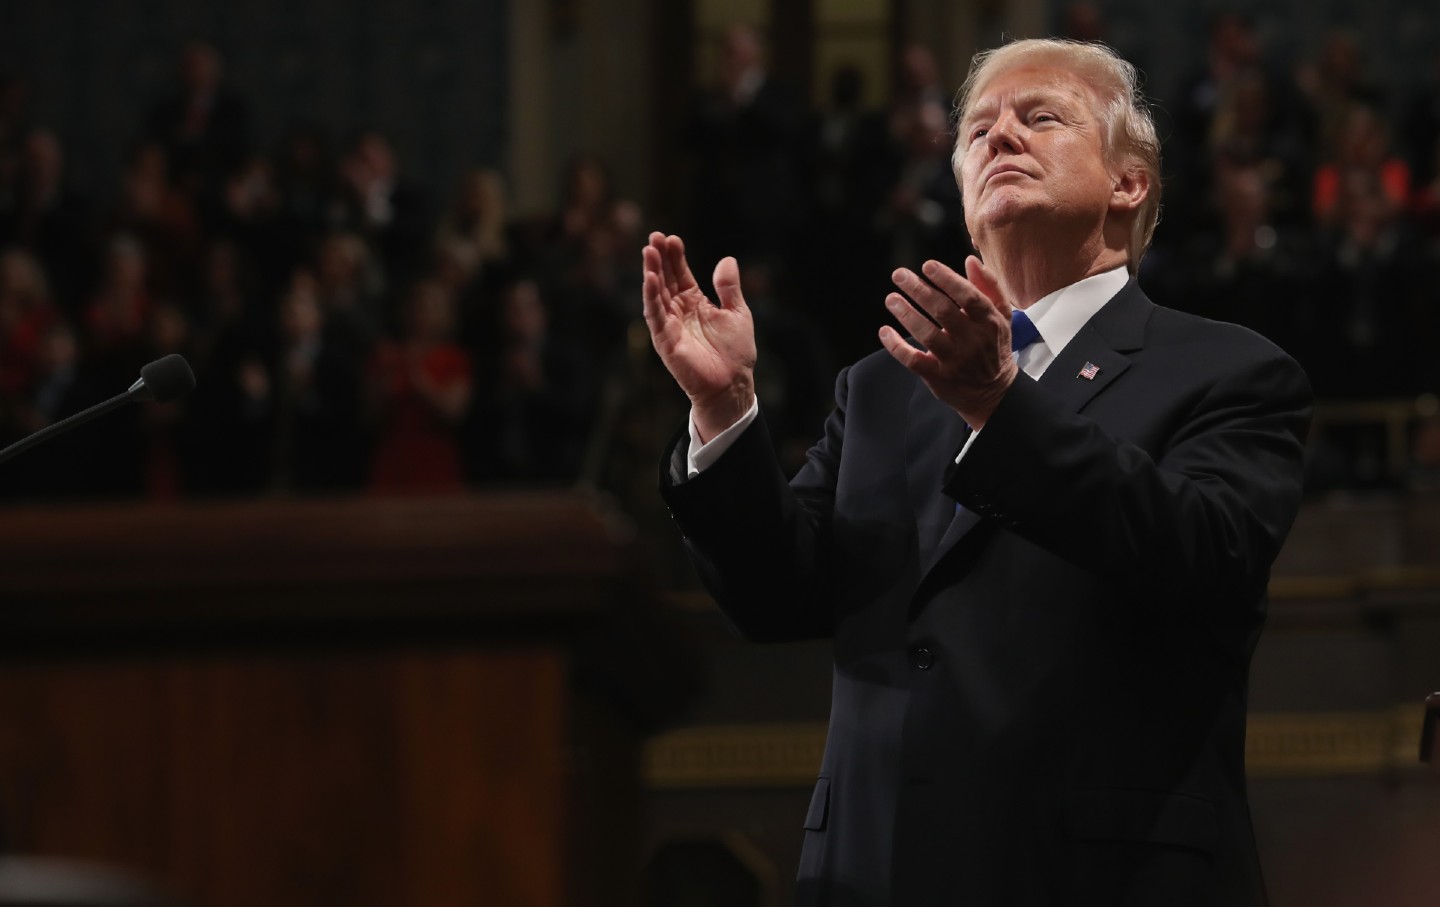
[984,165,1031,184]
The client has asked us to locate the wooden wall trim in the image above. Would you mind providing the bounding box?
[0,492,643,633]
[642,707,1432,787]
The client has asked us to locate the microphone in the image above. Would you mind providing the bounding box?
[129,353,197,403]
[0,354,197,468]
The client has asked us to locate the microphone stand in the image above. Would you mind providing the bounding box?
[0,386,145,468]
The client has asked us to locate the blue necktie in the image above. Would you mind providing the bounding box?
[1011,309,1040,357]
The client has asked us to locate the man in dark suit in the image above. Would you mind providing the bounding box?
[641,38,1311,906]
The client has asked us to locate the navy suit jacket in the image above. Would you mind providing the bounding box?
[660,281,1312,906]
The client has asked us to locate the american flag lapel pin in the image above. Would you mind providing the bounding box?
[1078,362,1100,380]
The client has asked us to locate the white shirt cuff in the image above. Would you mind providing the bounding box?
[686,397,761,478]
[954,426,980,464]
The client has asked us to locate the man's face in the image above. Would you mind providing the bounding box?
[956,64,1118,248]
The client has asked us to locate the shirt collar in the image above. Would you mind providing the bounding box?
[1019,266,1129,360]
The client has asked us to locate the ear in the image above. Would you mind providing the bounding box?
[1109,165,1149,214]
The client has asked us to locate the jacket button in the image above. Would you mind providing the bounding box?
[911,647,934,670]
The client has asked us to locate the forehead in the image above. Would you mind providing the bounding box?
[963,63,1099,121]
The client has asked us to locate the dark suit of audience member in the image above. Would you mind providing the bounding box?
[684,24,807,272]
[0,129,97,314]
[273,278,370,493]
[643,39,1311,906]
[1163,162,1319,368]
[337,130,432,295]
[1308,174,1429,400]
[466,278,593,484]
[144,42,251,202]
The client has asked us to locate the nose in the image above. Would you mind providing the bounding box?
[985,111,1025,155]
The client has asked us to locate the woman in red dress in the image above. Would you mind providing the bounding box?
[366,279,472,493]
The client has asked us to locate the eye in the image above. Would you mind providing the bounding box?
[1033,113,1057,124]
[972,128,989,140]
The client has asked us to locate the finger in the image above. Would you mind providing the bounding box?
[655,234,680,294]
[921,258,993,321]
[641,242,664,286]
[712,257,749,313]
[645,231,668,273]
[884,292,947,351]
[878,325,939,378]
[662,234,700,295]
[964,255,1011,320]
[642,270,668,326]
[891,267,961,331]
[641,245,673,311]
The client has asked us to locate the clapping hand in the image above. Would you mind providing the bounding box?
[878,255,1018,430]
[641,232,757,443]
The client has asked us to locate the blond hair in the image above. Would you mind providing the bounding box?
[954,38,1162,274]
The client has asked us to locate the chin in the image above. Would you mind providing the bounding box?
[972,195,1042,232]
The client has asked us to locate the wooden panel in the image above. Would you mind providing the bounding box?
[0,492,679,905]
[0,646,572,907]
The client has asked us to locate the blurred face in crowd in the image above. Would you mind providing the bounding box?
[1211,14,1258,69]
[904,100,951,158]
[21,129,62,190]
[1217,164,1270,230]
[957,64,1118,252]
[565,156,610,209]
[280,281,323,343]
[459,168,505,222]
[149,302,190,354]
[406,281,456,342]
[351,133,396,185]
[180,42,222,98]
[104,238,147,293]
[1336,104,1392,166]
[317,233,366,288]
[0,249,47,311]
[719,24,762,86]
[898,44,939,94]
[501,280,548,343]
[40,323,77,374]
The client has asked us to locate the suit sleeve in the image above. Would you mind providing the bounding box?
[660,369,853,643]
[945,344,1312,611]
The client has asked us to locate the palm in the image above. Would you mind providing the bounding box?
[642,234,756,408]
[651,284,755,396]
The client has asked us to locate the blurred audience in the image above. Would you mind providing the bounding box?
[0,23,1437,503]
[271,268,369,493]
[337,129,431,294]
[367,278,472,494]
[144,41,252,203]
[468,277,594,484]
[683,23,807,273]
[0,128,96,310]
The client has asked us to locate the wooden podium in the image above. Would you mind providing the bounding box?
[0,492,690,907]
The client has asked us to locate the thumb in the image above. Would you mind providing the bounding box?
[965,255,1010,318]
[712,256,748,311]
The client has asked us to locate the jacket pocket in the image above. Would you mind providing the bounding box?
[1063,787,1218,854]
[803,776,831,831]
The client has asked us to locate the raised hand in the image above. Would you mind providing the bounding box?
[641,232,757,443]
[878,255,1017,430]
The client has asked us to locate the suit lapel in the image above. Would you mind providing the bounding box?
[1035,279,1152,407]
[913,280,1154,581]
